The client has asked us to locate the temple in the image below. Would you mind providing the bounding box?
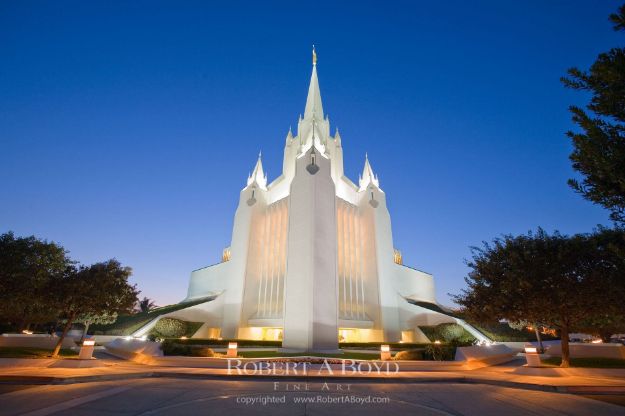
[134,49,488,350]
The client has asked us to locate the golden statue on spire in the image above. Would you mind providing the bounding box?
[312,45,317,65]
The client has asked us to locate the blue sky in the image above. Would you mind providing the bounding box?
[1,1,622,306]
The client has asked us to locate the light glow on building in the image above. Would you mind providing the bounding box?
[130,49,490,350]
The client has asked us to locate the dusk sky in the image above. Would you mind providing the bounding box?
[1,1,622,307]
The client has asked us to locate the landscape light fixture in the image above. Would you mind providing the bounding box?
[79,339,96,360]
[524,345,541,367]
[227,342,238,358]
[380,344,391,361]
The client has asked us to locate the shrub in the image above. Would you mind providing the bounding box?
[471,322,557,342]
[424,344,455,361]
[170,339,282,347]
[394,349,424,360]
[439,324,465,342]
[189,346,214,357]
[161,340,215,357]
[152,318,187,338]
[419,324,475,344]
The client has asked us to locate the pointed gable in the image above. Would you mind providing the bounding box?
[359,153,380,191]
[246,152,267,190]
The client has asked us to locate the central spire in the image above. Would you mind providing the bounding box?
[304,46,324,120]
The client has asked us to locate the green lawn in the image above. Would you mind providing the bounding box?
[0,347,78,359]
[236,350,380,360]
[541,357,625,368]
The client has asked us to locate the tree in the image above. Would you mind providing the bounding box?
[453,228,625,367]
[577,314,625,343]
[72,312,118,343]
[136,297,157,313]
[562,5,625,223]
[52,260,139,357]
[576,227,625,341]
[0,232,72,330]
[508,320,546,352]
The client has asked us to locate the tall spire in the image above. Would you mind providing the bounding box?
[304,46,324,120]
[359,153,380,191]
[247,152,267,190]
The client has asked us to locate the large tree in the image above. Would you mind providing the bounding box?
[0,232,72,330]
[562,5,625,223]
[454,228,625,367]
[576,227,625,341]
[52,259,139,357]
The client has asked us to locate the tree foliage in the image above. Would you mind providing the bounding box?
[562,5,625,223]
[137,297,157,313]
[52,259,139,356]
[0,232,72,328]
[73,311,118,341]
[454,228,625,367]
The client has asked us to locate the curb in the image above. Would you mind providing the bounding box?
[1,371,624,396]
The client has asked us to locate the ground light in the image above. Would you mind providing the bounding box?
[380,344,391,361]
[227,342,238,358]
[79,339,96,360]
[524,345,541,367]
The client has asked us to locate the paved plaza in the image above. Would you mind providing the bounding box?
[1,377,624,416]
[0,355,624,415]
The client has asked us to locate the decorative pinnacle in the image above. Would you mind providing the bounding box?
[312,45,317,66]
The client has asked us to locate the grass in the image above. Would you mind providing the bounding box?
[228,350,380,360]
[0,347,78,359]
[541,357,625,368]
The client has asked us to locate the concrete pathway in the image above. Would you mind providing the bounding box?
[0,356,624,415]
[0,378,623,415]
[1,357,624,392]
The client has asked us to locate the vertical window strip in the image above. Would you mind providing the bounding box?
[267,204,276,317]
[358,210,366,319]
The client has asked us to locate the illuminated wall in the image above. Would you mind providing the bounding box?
[174,54,492,348]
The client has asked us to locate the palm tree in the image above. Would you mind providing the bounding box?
[137,297,157,313]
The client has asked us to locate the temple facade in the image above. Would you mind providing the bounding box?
[134,50,488,351]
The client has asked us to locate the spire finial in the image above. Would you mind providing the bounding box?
[312,45,317,66]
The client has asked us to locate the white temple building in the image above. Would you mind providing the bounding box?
[134,49,488,351]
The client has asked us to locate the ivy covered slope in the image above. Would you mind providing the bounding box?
[91,297,212,336]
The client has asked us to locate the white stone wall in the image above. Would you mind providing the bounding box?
[178,60,486,347]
